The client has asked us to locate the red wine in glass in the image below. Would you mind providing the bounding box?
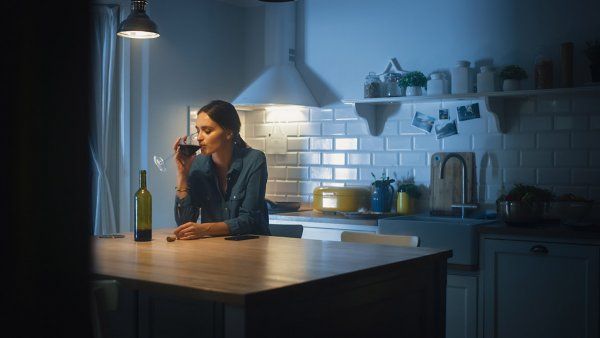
[153,132,199,172]
[178,144,200,157]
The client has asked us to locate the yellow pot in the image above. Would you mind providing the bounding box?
[313,186,370,212]
[396,192,412,215]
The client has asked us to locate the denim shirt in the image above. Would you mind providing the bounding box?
[174,146,270,236]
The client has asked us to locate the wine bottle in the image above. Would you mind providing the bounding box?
[134,170,152,241]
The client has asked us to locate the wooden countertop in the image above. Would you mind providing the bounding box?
[93,229,451,306]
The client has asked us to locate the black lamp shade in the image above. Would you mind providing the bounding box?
[117,1,159,39]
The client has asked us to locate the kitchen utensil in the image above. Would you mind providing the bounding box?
[430,152,475,216]
[497,201,547,225]
[313,186,370,212]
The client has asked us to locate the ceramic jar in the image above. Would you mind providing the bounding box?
[451,60,473,94]
[477,66,496,93]
[364,72,382,98]
[405,86,422,96]
[427,73,447,96]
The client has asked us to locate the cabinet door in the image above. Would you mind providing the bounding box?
[483,239,599,338]
[447,274,478,338]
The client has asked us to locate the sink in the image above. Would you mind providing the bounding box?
[377,215,496,266]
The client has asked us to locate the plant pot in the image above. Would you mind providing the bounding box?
[591,63,600,82]
[405,86,422,96]
[502,79,520,91]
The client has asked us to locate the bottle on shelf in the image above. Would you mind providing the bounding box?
[451,60,473,94]
[477,66,496,93]
[560,42,574,88]
[134,169,152,242]
[534,54,554,89]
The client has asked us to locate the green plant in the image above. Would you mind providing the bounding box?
[496,183,555,204]
[399,71,427,88]
[371,171,395,187]
[584,39,600,63]
[395,175,421,199]
[499,65,528,80]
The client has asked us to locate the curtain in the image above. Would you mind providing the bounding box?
[91,5,120,235]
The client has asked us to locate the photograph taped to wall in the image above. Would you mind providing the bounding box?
[435,119,458,139]
[411,111,436,133]
[439,109,449,120]
[457,103,481,121]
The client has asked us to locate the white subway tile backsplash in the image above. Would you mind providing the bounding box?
[360,137,384,151]
[334,107,358,121]
[537,132,570,149]
[399,120,427,135]
[298,122,321,136]
[554,186,590,199]
[537,168,570,185]
[387,136,411,150]
[279,124,298,136]
[572,132,600,149]
[287,137,309,151]
[274,153,298,166]
[266,107,309,122]
[244,110,265,123]
[537,97,570,113]
[323,153,345,165]
[553,115,587,130]
[310,138,333,150]
[310,167,332,180]
[246,138,265,151]
[310,108,333,121]
[322,122,346,135]
[504,168,536,184]
[413,136,441,150]
[276,181,299,195]
[254,124,272,137]
[590,151,600,167]
[346,121,370,135]
[504,134,535,149]
[482,151,520,168]
[335,138,358,150]
[555,150,588,167]
[322,182,345,187]
[520,116,552,132]
[572,169,600,185]
[265,182,276,195]
[381,121,399,136]
[486,184,504,202]
[269,166,286,180]
[572,97,600,114]
[348,153,370,165]
[521,151,553,167]
[399,152,427,166]
[298,152,321,165]
[473,134,502,150]
[287,167,309,180]
[389,103,413,120]
[299,181,320,195]
[442,134,472,151]
[412,167,430,184]
[360,167,383,181]
[480,166,502,184]
[373,152,398,166]
[334,168,358,180]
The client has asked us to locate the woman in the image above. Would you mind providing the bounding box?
[173,100,270,239]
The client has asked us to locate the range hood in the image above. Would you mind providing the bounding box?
[233,2,318,109]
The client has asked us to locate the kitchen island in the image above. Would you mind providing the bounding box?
[93,229,451,338]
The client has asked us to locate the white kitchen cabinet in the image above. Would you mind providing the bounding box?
[481,238,599,338]
[446,273,478,338]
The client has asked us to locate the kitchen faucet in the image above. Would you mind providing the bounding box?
[440,153,478,219]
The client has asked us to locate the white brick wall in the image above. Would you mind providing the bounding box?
[242,95,600,206]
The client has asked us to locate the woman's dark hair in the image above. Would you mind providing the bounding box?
[198,100,248,148]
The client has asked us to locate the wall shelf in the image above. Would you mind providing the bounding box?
[342,86,600,135]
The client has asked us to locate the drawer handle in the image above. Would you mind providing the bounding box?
[530,245,549,254]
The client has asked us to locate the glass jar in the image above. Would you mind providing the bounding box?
[535,55,553,89]
[382,72,402,97]
[364,72,382,98]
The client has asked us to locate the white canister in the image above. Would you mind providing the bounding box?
[451,60,472,94]
[477,66,496,93]
[427,73,446,96]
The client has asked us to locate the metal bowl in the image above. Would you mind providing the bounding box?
[497,201,547,225]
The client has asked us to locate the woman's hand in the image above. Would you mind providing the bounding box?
[174,222,210,240]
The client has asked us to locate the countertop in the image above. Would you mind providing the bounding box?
[268,208,400,226]
[92,229,451,306]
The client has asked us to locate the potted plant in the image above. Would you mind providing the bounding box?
[399,71,427,96]
[396,175,421,215]
[584,39,600,82]
[499,65,527,91]
[371,171,395,212]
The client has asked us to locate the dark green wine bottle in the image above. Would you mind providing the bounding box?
[134,170,152,241]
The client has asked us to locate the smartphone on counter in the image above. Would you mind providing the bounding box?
[224,235,259,241]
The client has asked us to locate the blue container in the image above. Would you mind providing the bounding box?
[371,183,395,212]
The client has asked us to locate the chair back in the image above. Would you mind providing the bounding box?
[340,231,419,247]
[269,223,303,238]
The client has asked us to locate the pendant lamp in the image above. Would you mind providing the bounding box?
[117,0,159,39]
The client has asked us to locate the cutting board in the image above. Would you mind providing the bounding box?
[430,152,475,216]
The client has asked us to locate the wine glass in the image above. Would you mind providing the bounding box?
[153,132,200,172]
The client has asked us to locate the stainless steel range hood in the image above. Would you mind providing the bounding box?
[233,2,318,109]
